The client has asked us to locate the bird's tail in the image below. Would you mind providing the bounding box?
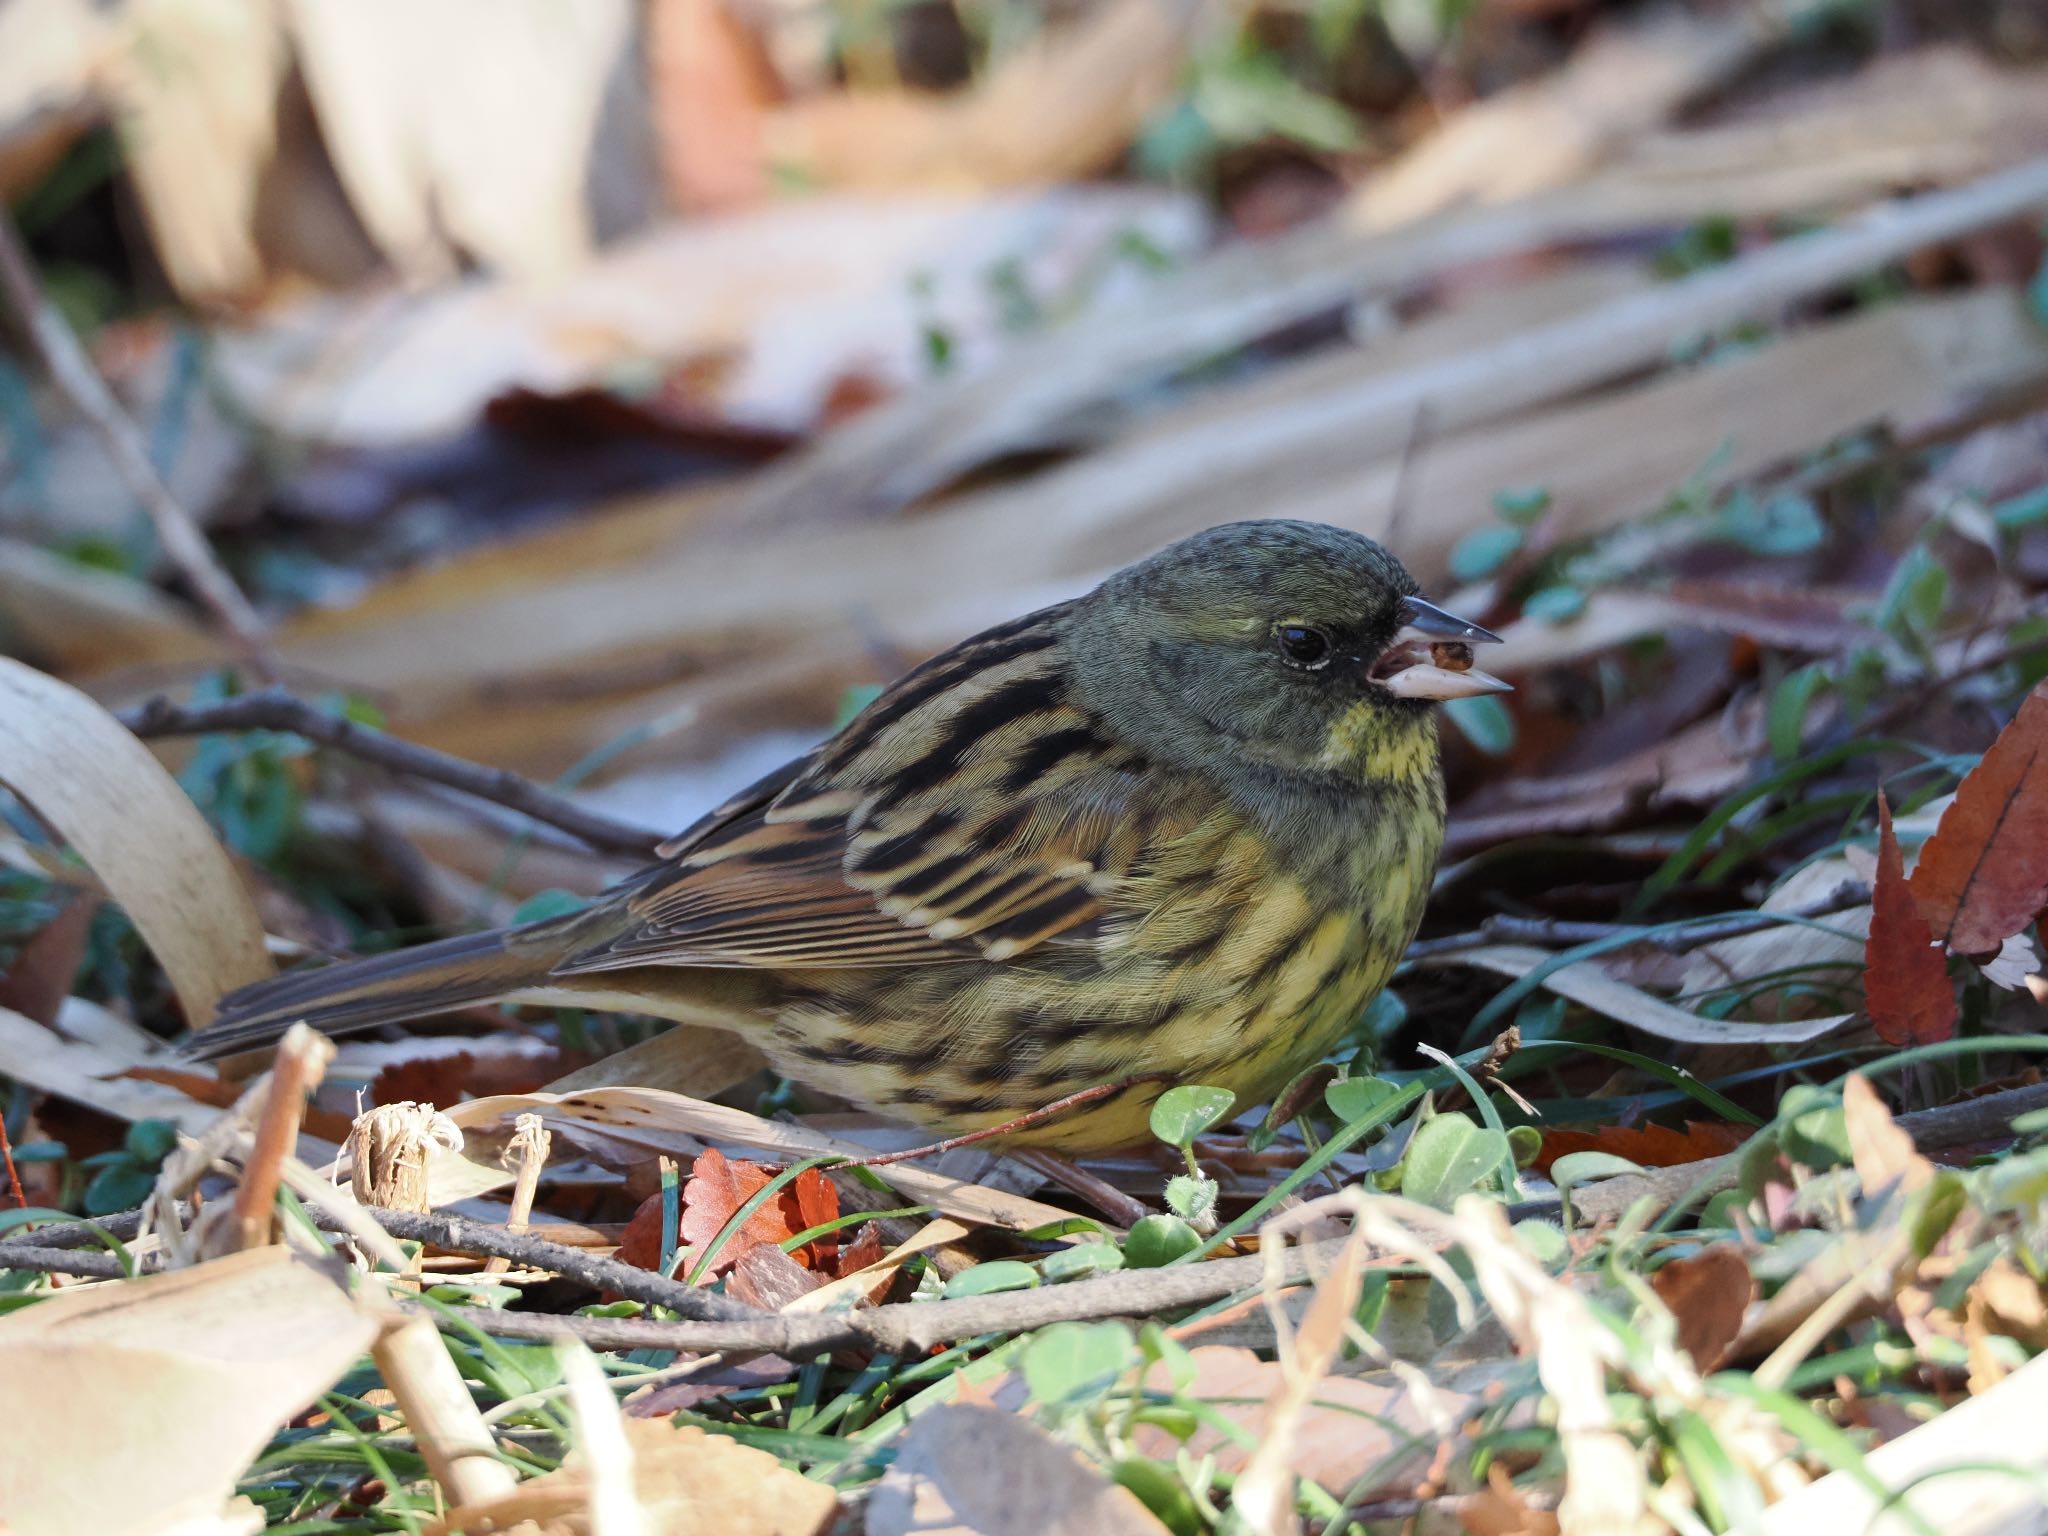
[183,929,544,1061]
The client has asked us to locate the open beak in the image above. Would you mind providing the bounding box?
[1372,595,1513,701]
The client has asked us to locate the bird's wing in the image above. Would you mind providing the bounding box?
[553,606,1187,974]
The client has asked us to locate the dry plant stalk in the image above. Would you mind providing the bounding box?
[349,1101,465,1214]
[484,1113,553,1276]
[228,1024,335,1253]
[370,1310,520,1512]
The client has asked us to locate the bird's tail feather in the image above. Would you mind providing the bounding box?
[183,929,538,1060]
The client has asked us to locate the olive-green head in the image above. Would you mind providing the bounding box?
[1066,519,1508,785]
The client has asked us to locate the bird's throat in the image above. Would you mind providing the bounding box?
[1315,699,1442,788]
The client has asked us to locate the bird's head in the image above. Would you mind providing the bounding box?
[1067,519,1510,788]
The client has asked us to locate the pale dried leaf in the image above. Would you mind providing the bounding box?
[0,658,272,1028]
[866,1404,1165,1536]
[0,1248,377,1536]
[1843,1074,1934,1198]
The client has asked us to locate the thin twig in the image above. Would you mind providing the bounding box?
[121,690,664,858]
[228,1024,333,1253]
[0,207,277,677]
[0,1113,24,1209]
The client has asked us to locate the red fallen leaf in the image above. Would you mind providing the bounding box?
[1910,680,2048,955]
[615,1190,669,1275]
[1532,1121,1751,1175]
[834,1220,885,1283]
[372,1051,477,1109]
[682,1147,796,1276]
[1650,1243,1753,1372]
[783,1166,840,1262]
[1869,791,1959,1046]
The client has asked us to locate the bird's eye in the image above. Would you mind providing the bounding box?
[1274,624,1332,669]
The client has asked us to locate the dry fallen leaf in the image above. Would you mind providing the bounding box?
[867,1403,1167,1536]
[1457,1462,1562,1536]
[0,1247,377,1536]
[1909,680,2048,956]
[1865,792,1958,1047]
[429,1416,835,1536]
[1842,1073,1934,1199]
[1650,1244,1753,1373]
[0,658,273,1028]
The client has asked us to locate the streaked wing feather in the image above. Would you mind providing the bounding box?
[553,606,1182,974]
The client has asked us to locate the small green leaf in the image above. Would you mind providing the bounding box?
[1512,1219,1570,1267]
[1021,1320,1136,1408]
[941,1260,1040,1298]
[1139,1320,1198,1395]
[1125,1215,1203,1268]
[1521,584,1586,623]
[1360,989,1407,1043]
[1444,695,1515,756]
[83,1163,156,1215]
[1875,544,1949,639]
[1716,489,1824,555]
[1448,525,1523,583]
[124,1118,178,1164]
[1164,1174,1217,1224]
[1779,1084,1852,1171]
[1041,1242,1126,1282]
[1399,1112,1510,1210]
[1992,483,2048,531]
[1548,1151,1644,1191]
[1507,1124,1543,1169]
[1112,1459,1204,1536]
[1767,663,1829,763]
[1149,1085,1237,1148]
[1493,486,1552,525]
[1324,1076,1398,1124]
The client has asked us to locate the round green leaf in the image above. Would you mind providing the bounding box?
[1444,695,1515,756]
[1040,1242,1126,1282]
[1448,524,1523,582]
[124,1117,178,1164]
[1548,1151,1643,1191]
[1149,1085,1237,1148]
[941,1260,1040,1299]
[1399,1112,1510,1210]
[1507,1124,1543,1169]
[1021,1320,1136,1407]
[1124,1214,1203,1268]
[1521,584,1586,624]
[1493,486,1553,525]
[1324,1075,1397,1124]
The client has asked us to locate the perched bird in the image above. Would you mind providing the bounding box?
[190,521,1507,1151]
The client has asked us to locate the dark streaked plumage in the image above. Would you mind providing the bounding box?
[189,520,1507,1151]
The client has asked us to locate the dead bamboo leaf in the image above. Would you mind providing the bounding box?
[1420,944,1853,1046]
[867,1403,1167,1536]
[0,657,272,1027]
[0,1247,377,1536]
[1867,792,1958,1047]
[1908,681,2048,957]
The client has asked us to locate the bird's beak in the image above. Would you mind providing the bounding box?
[1372,596,1514,701]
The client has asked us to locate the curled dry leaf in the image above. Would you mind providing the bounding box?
[0,658,273,1027]
[867,1403,1167,1536]
[0,1247,376,1536]
[427,1417,836,1536]
[1909,680,2048,956]
[1866,793,1958,1047]
[1649,1244,1753,1373]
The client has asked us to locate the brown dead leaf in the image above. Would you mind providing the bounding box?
[1909,681,2048,956]
[729,1242,825,1311]
[867,1403,1167,1536]
[1533,1121,1751,1175]
[0,894,98,1026]
[372,1050,478,1109]
[431,1417,836,1536]
[0,1247,377,1536]
[1458,1462,1562,1536]
[1842,1074,1933,1199]
[1135,1345,1483,1497]
[1866,792,1958,1046]
[1650,1244,1753,1372]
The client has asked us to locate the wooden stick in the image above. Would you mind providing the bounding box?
[121,690,663,858]
[371,1312,520,1509]
[483,1115,552,1276]
[0,208,277,678]
[226,1025,334,1253]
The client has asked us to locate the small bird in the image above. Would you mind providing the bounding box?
[190,521,1507,1152]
